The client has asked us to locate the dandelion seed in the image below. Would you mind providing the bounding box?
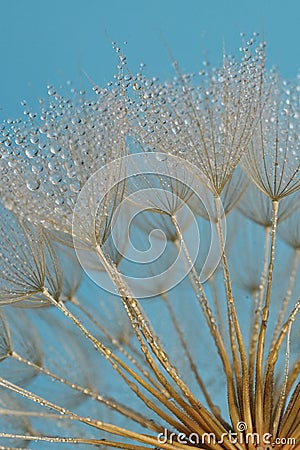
[0,204,61,304]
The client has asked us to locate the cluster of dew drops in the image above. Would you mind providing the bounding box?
[1,33,300,217]
[125,32,267,166]
[249,70,300,193]
[0,64,129,222]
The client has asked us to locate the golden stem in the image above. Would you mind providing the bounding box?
[71,296,166,395]
[93,244,229,434]
[255,199,279,434]
[162,292,226,425]
[170,214,243,442]
[11,351,161,433]
[249,225,271,399]
[214,195,253,435]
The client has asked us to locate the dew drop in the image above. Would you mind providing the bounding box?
[26,179,40,191]
[156,154,167,162]
[50,173,62,185]
[70,181,81,193]
[25,147,38,158]
[47,86,56,96]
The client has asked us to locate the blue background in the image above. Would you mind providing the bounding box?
[1,0,300,120]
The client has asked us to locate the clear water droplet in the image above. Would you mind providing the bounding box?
[26,179,40,191]
[156,154,167,162]
[25,147,38,158]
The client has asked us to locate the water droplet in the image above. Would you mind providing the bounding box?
[47,86,56,96]
[31,164,43,174]
[156,154,167,162]
[25,147,38,158]
[50,173,62,185]
[26,179,40,191]
[70,181,80,193]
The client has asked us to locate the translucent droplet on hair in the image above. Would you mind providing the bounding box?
[26,179,40,191]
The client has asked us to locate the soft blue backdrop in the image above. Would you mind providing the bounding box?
[1,0,300,120]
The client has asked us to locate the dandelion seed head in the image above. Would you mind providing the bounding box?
[0,87,128,237]
[0,34,299,450]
